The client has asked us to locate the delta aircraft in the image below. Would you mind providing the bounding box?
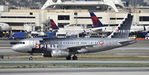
[50,12,104,37]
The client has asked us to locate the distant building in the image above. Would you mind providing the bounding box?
[0,0,149,32]
[124,0,145,7]
[144,0,149,5]
[0,5,8,12]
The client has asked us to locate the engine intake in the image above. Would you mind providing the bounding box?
[42,51,52,57]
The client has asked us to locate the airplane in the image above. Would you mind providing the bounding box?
[129,25,149,38]
[0,23,11,31]
[53,12,104,37]
[84,12,105,34]
[130,25,149,32]
[89,13,149,33]
[11,14,135,60]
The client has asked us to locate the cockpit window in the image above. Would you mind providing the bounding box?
[10,42,25,45]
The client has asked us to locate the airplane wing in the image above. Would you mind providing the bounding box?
[61,44,96,52]
[92,28,102,32]
[89,27,103,32]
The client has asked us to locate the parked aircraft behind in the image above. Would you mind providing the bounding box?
[0,23,11,31]
[11,14,135,60]
[52,12,104,37]
[130,25,149,32]
[49,17,149,38]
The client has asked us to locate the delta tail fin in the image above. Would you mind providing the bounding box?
[50,19,59,30]
[90,12,104,28]
[108,14,133,38]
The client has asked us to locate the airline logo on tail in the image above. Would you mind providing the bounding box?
[90,12,103,28]
[50,19,59,30]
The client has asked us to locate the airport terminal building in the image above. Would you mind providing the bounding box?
[0,0,149,31]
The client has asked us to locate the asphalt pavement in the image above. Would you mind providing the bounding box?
[0,68,149,75]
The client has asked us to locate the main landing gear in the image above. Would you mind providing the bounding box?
[29,53,33,60]
[66,55,78,60]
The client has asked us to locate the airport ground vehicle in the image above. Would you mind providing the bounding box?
[0,32,4,37]
[30,32,55,38]
[9,32,27,39]
[45,32,55,38]
[145,33,149,39]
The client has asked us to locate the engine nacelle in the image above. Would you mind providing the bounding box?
[42,51,52,57]
[51,50,69,57]
[42,53,52,57]
[77,48,88,53]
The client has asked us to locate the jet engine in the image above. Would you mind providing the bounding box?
[42,52,52,57]
[51,50,69,57]
[42,50,69,57]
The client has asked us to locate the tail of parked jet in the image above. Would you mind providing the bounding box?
[90,12,104,28]
[108,14,133,38]
[144,25,146,31]
[50,19,59,30]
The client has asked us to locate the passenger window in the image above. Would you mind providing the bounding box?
[17,42,25,44]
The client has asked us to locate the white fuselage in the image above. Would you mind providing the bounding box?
[130,26,149,32]
[0,23,11,31]
[56,25,85,37]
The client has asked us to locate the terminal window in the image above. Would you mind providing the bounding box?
[74,17,102,19]
[58,15,70,20]
[58,23,69,28]
[140,16,149,21]
[110,18,124,20]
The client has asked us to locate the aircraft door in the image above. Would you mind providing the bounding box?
[33,40,40,48]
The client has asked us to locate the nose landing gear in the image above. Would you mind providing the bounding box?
[29,53,33,60]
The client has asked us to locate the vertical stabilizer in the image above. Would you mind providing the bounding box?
[144,25,146,31]
[108,14,133,38]
[50,19,59,30]
[90,12,104,28]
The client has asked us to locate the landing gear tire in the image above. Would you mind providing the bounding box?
[72,55,78,60]
[29,57,33,60]
[29,53,33,60]
[66,56,71,60]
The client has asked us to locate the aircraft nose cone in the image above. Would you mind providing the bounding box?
[11,45,16,51]
[11,45,19,52]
